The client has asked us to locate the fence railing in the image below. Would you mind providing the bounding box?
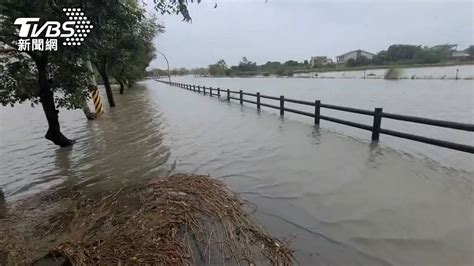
[156,80,474,154]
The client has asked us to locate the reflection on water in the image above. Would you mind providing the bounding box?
[170,75,474,172]
[1,81,473,265]
[0,85,171,199]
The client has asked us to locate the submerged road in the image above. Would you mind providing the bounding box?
[1,80,473,265]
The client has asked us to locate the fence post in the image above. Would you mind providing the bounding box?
[371,107,383,141]
[210,87,213,97]
[217,88,220,97]
[257,92,261,110]
[203,86,206,95]
[193,85,196,92]
[227,89,230,101]
[239,90,243,105]
[280,95,284,116]
[314,100,321,125]
[198,86,201,93]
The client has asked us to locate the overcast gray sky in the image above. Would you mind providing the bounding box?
[147,0,473,69]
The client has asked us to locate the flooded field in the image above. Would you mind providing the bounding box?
[1,78,473,265]
[295,64,474,80]
[173,75,474,171]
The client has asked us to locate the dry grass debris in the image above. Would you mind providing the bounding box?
[0,174,294,265]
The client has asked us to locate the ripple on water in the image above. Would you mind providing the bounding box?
[1,81,473,266]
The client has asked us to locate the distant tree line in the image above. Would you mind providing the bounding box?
[148,57,312,78]
[370,44,472,66]
[148,44,474,78]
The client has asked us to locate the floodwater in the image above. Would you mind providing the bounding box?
[1,77,473,265]
[296,64,474,80]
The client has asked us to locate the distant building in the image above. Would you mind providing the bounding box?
[451,50,470,58]
[431,44,458,52]
[430,44,472,59]
[336,50,375,64]
[310,56,333,67]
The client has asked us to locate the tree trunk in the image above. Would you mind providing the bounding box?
[118,79,124,94]
[98,65,115,107]
[0,188,6,219]
[37,59,74,147]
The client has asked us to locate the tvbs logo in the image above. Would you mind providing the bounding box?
[14,8,93,52]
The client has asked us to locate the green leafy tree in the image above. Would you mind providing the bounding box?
[386,44,422,61]
[0,0,198,147]
[275,68,286,76]
[111,17,162,94]
[87,1,144,106]
[372,50,390,65]
[355,55,370,66]
[413,48,442,64]
[190,67,208,76]
[0,0,93,146]
[208,59,227,76]
[237,57,257,72]
[374,44,452,65]
[283,60,300,67]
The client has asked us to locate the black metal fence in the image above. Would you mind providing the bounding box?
[157,80,474,154]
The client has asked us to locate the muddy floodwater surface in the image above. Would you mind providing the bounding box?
[1,77,473,265]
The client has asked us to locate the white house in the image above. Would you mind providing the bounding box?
[451,50,470,58]
[336,50,375,64]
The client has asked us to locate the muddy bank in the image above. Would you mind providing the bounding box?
[0,174,293,265]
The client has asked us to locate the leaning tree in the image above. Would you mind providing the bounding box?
[0,0,199,147]
[0,0,92,146]
[111,16,163,94]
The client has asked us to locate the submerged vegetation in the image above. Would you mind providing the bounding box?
[384,67,402,80]
[0,174,294,265]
